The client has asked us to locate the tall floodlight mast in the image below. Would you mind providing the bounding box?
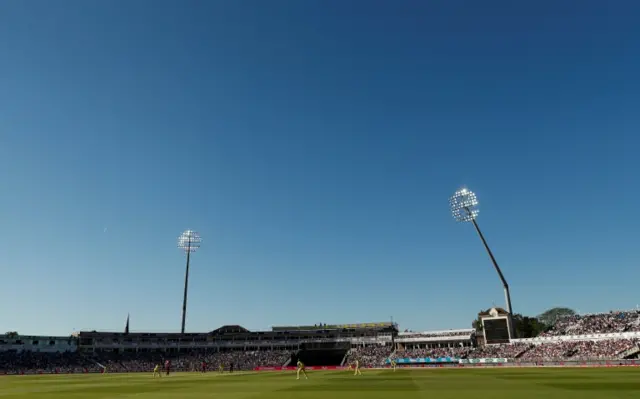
[177,230,201,334]
[449,188,514,338]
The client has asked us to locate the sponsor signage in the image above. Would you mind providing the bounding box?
[458,358,508,364]
[386,357,458,364]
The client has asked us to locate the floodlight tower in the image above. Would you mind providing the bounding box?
[178,230,201,334]
[449,188,514,337]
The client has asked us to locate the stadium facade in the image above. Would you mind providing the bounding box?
[75,322,399,355]
[4,308,640,375]
[1,321,477,357]
[0,335,76,353]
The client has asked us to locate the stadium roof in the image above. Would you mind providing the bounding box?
[271,322,395,331]
[209,325,250,334]
[397,328,474,336]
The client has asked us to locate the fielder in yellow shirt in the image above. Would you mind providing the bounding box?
[354,359,362,376]
[153,364,162,378]
[296,360,308,380]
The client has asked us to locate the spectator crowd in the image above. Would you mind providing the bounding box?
[0,349,291,375]
[517,339,639,361]
[466,343,530,359]
[0,351,100,374]
[3,312,640,374]
[345,346,392,367]
[398,347,470,359]
[541,311,640,336]
[96,350,291,373]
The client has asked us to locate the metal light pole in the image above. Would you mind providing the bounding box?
[178,230,201,334]
[449,188,514,338]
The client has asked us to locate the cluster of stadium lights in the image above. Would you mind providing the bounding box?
[178,230,201,253]
[449,187,479,223]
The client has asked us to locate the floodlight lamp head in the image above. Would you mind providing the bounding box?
[449,187,479,222]
[178,230,201,253]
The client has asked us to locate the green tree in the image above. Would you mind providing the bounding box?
[513,314,548,338]
[537,307,576,327]
[472,311,485,332]
[4,331,18,338]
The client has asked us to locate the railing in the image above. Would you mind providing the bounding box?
[398,329,474,337]
[340,350,350,366]
[620,345,640,358]
[396,336,473,343]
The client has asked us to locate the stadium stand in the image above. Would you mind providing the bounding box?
[344,345,393,368]
[0,322,397,374]
[516,339,640,361]
[0,351,100,374]
[466,342,530,359]
[3,312,640,374]
[90,350,292,373]
[540,311,640,336]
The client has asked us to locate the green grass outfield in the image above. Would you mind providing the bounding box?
[2,368,640,399]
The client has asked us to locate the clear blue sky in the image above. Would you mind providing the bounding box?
[1,0,639,336]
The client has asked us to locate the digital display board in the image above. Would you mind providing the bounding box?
[482,317,510,344]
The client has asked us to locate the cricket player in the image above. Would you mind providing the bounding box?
[153,364,162,378]
[390,359,397,371]
[354,359,362,376]
[296,360,308,380]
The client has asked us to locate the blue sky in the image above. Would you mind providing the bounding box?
[1,0,639,336]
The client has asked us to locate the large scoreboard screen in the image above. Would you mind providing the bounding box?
[482,317,510,344]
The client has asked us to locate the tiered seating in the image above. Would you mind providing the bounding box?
[516,339,639,361]
[344,346,392,367]
[541,311,640,336]
[467,343,530,359]
[469,311,640,361]
[399,347,470,358]
[0,349,291,374]
[0,351,99,374]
